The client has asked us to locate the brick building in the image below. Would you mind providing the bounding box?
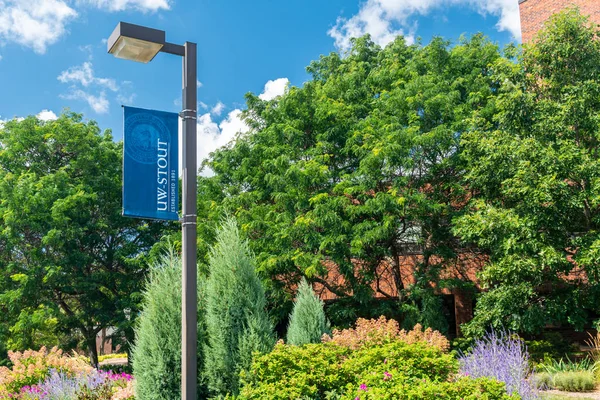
[308,252,485,337]
[519,0,600,43]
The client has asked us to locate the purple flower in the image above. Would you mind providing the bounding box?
[458,330,539,400]
[30,368,118,399]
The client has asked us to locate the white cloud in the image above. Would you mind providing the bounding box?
[57,61,134,112]
[0,116,25,129]
[117,93,136,105]
[0,110,55,127]
[82,0,170,12]
[0,54,3,61]
[78,44,93,59]
[61,90,109,114]
[197,80,203,88]
[0,0,78,54]
[58,61,118,91]
[195,109,250,176]
[329,0,521,52]
[198,101,208,110]
[259,78,289,100]
[0,0,169,54]
[186,76,290,175]
[211,101,225,116]
[37,109,58,121]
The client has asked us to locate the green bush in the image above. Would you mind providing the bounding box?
[287,278,330,346]
[526,333,580,363]
[532,372,552,389]
[98,363,133,375]
[451,337,475,355]
[239,342,351,399]
[204,218,275,397]
[551,371,596,392]
[238,339,509,400]
[344,377,518,400]
[131,251,207,400]
[340,340,457,381]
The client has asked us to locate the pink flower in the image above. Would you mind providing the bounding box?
[383,371,392,381]
[359,384,368,391]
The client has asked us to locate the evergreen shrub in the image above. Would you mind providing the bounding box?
[204,218,275,396]
[131,251,207,400]
[287,278,330,346]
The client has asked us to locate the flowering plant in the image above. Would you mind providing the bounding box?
[111,379,135,400]
[321,317,450,351]
[15,369,134,400]
[0,347,92,396]
[459,330,538,400]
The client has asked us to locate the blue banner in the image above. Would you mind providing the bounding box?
[123,106,179,221]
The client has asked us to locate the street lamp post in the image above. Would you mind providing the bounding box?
[107,22,198,400]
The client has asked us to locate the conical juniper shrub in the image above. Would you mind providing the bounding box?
[132,250,208,400]
[287,277,330,346]
[204,218,275,397]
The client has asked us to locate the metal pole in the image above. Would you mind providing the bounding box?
[181,41,197,400]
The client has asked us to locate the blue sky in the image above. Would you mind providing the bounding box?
[0,0,520,167]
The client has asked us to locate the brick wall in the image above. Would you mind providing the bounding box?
[519,0,600,43]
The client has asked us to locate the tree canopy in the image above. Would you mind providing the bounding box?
[196,34,504,328]
[196,9,600,335]
[0,113,172,365]
[2,8,598,361]
[454,9,600,335]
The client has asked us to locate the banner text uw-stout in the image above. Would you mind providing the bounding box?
[122,106,179,221]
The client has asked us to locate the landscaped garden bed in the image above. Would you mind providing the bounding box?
[0,347,133,399]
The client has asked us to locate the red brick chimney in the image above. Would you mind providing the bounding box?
[519,0,600,43]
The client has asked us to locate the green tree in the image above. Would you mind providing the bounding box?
[0,113,172,366]
[196,34,504,327]
[454,8,600,335]
[287,278,330,346]
[132,250,207,400]
[204,218,274,396]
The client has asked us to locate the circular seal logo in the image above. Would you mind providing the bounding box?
[125,112,171,164]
